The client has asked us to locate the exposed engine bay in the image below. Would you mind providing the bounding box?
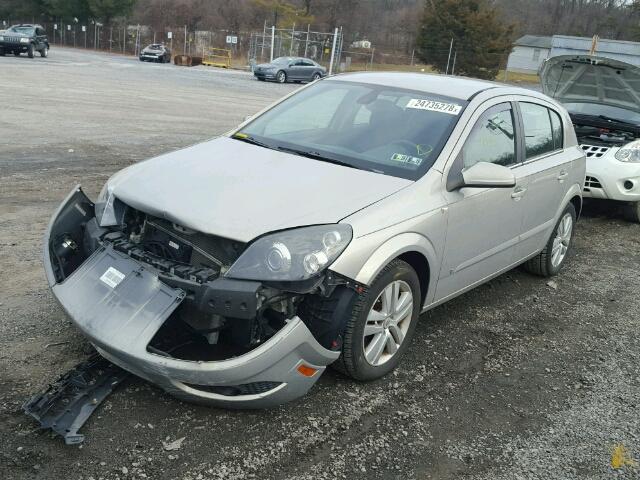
[571,114,640,147]
[48,193,359,363]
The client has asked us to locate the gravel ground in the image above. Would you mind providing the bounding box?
[0,48,638,480]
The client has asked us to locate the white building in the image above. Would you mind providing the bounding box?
[507,34,640,75]
[506,35,552,74]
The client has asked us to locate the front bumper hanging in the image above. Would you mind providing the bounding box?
[43,186,340,409]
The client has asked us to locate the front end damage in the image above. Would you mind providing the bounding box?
[44,186,358,408]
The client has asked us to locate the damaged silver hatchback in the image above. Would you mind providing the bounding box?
[45,72,585,408]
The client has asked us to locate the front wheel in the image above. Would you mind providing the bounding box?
[333,259,421,381]
[27,44,34,58]
[312,72,321,81]
[276,70,287,83]
[524,203,576,277]
[40,46,48,58]
[624,201,640,223]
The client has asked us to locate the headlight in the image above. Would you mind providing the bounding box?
[20,37,29,44]
[615,140,640,163]
[95,179,118,226]
[0,36,4,41]
[226,224,352,281]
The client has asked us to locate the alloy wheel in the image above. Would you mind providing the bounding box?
[551,213,573,268]
[363,280,414,366]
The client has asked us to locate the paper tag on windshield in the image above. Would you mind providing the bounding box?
[100,267,125,289]
[391,153,423,166]
[406,99,462,115]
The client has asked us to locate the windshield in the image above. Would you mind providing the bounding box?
[9,26,35,35]
[236,81,466,180]
[565,102,640,125]
[272,57,294,65]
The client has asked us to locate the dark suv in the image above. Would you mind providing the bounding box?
[0,24,49,58]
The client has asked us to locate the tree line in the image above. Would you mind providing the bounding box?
[4,0,640,79]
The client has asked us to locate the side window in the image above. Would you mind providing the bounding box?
[520,102,554,159]
[550,109,564,150]
[301,60,314,67]
[462,103,517,169]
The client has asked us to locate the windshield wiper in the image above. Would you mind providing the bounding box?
[231,134,275,150]
[276,146,360,170]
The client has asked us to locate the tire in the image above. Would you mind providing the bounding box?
[0,48,4,56]
[257,77,265,81]
[524,203,576,277]
[312,72,321,81]
[623,201,640,223]
[276,70,287,83]
[40,46,48,58]
[332,259,421,381]
[27,43,34,58]
[14,51,20,57]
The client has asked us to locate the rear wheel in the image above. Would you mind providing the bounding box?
[276,70,287,83]
[333,259,421,381]
[624,201,640,223]
[40,46,48,58]
[524,203,576,277]
[27,43,34,58]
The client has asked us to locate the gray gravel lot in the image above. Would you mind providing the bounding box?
[0,47,638,480]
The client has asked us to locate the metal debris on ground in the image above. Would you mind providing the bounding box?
[22,352,129,445]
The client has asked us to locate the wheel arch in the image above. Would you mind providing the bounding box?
[350,233,437,308]
[570,194,582,218]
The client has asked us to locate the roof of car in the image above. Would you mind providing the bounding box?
[327,72,513,101]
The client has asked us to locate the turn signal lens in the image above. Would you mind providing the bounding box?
[297,364,318,377]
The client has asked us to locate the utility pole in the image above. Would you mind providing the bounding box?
[451,50,457,75]
[304,24,310,58]
[328,27,338,75]
[289,23,295,56]
[270,25,275,62]
[183,25,187,54]
[445,38,453,75]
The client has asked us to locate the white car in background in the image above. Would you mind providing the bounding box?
[541,55,640,222]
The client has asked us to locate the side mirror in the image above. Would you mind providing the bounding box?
[461,162,516,188]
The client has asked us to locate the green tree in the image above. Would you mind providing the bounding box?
[417,0,514,80]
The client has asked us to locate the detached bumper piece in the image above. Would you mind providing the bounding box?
[23,353,129,445]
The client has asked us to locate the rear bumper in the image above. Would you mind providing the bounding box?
[44,186,339,408]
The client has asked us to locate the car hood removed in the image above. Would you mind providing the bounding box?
[107,137,411,242]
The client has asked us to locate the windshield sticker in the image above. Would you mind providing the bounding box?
[406,99,462,115]
[391,153,423,166]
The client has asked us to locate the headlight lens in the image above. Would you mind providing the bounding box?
[20,37,29,44]
[615,140,640,163]
[95,180,118,226]
[226,224,352,281]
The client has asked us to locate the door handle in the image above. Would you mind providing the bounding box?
[511,186,527,201]
[557,170,569,182]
